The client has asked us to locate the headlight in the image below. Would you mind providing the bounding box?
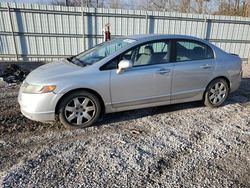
[23,84,56,94]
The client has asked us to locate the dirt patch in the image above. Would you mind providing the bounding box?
[0,64,249,187]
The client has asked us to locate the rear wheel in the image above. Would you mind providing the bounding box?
[204,78,229,107]
[58,91,101,129]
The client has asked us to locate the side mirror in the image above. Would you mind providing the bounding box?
[116,60,132,74]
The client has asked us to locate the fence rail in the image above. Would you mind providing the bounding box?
[0,2,250,62]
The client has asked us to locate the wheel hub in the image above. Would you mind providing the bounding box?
[214,90,219,95]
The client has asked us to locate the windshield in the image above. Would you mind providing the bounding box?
[68,38,136,66]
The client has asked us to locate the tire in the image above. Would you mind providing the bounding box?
[58,90,101,129]
[204,78,229,108]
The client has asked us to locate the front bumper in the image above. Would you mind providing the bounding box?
[20,108,55,122]
[18,90,63,122]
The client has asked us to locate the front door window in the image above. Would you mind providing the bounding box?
[121,41,170,67]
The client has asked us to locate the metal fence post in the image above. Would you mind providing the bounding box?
[7,4,18,61]
[248,48,250,64]
[145,12,148,34]
[202,16,207,40]
[81,5,86,51]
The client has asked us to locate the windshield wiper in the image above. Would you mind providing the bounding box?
[66,54,77,62]
[66,56,85,66]
[66,57,73,62]
[72,57,84,64]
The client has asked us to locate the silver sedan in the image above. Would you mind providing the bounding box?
[18,35,242,129]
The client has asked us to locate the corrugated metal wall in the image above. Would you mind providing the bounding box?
[0,2,250,62]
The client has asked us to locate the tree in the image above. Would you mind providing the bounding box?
[109,0,122,9]
[179,0,191,13]
[51,0,105,7]
[49,0,250,17]
[193,0,211,14]
[214,0,250,17]
[140,0,178,11]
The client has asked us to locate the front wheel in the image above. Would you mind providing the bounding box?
[58,91,101,129]
[204,78,229,107]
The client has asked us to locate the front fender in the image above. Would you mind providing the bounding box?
[54,71,111,106]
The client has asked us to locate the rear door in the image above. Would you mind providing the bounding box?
[171,39,215,101]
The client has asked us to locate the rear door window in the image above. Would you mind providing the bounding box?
[175,40,214,62]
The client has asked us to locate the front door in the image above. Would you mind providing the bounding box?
[110,40,173,108]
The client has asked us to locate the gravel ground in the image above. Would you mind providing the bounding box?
[0,64,250,187]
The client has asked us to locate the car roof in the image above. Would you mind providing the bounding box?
[126,34,203,41]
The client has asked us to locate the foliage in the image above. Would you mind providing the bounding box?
[50,0,250,17]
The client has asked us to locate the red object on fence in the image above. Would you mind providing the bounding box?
[103,23,111,41]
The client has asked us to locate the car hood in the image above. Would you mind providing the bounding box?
[25,60,83,84]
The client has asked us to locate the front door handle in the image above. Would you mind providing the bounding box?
[156,68,170,75]
[200,64,212,69]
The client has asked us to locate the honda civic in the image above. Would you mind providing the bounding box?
[18,35,242,129]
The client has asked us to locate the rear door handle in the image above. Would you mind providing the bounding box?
[156,68,170,75]
[200,64,212,69]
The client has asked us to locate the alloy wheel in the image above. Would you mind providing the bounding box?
[64,97,96,125]
[208,82,227,105]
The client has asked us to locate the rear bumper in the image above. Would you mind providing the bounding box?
[230,70,242,93]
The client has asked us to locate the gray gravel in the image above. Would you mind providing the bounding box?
[0,64,250,187]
